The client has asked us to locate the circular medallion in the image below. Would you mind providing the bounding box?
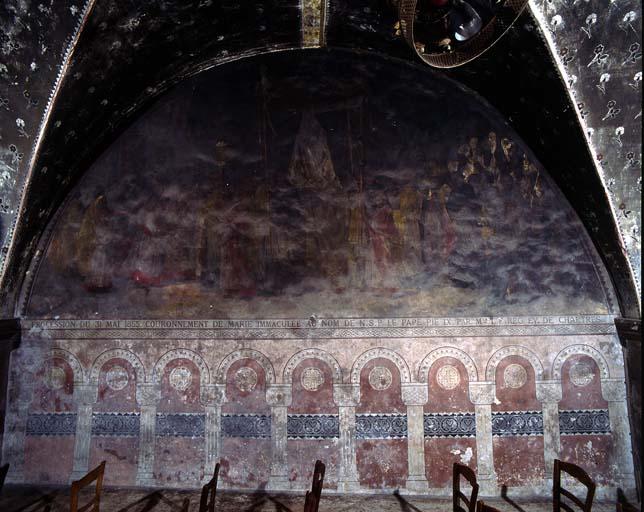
[503,364,527,389]
[169,366,192,391]
[301,367,325,392]
[436,364,461,390]
[105,365,129,391]
[234,367,258,392]
[368,366,393,391]
[45,366,66,390]
[569,362,595,387]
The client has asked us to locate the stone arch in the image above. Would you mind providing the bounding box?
[152,348,210,385]
[485,345,544,381]
[46,348,85,383]
[552,344,610,380]
[90,348,145,385]
[283,348,343,384]
[417,347,478,383]
[215,348,275,385]
[350,347,411,384]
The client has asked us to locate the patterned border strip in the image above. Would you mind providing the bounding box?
[424,413,476,438]
[22,315,616,340]
[26,412,77,436]
[559,409,611,435]
[492,411,544,437]
[93,412,140,437]
[356,413,407,439]
[156,413,205,437]
[287,414,339,439]
[221,414,271,439]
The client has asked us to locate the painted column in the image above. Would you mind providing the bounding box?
[402,383,429,492]
[201,384,226,484]
[469,381,497,496]
[333,383,361,492]
[536,380,562,480]
[3,357,32,483]
[135,382,160,486]
[266,384,292,490]
[70,382,98,481]
[602,378,635,485]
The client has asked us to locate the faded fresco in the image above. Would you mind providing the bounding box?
[25,56,612,318]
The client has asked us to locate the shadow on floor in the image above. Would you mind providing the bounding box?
[393,490,424,512]
[115,490,190,512]
[242,483,293,512]
[501,485,527,512]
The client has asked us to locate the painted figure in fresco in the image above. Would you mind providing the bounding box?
[364,186,401,289]
[198,189,227,287]
[76,194,113,291]
[128,194,166,288]
[393,185,423,277]
[421,177,456,268]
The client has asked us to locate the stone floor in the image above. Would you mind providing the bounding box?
[0,486,632,512]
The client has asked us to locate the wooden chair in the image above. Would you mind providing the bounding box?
[553,459,596,512]
[303,460,325,512]
[453,462,479,512]
[0,463,9,493]
[476,501,502,512]
[70,461,106,512]
[199,462,221,512]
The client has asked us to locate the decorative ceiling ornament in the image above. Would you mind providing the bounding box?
[393,0,529,67]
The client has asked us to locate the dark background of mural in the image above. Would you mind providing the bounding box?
[26,52,611,318]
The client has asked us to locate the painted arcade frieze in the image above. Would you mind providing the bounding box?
[2,315,634,496]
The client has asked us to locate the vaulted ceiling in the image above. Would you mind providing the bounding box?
[0,0,641,317]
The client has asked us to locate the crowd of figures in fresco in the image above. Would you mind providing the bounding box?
[28,58,609,317]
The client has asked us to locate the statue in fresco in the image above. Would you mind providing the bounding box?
[288,110,348,283]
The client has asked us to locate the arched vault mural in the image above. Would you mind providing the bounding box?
[24,52,615,319]
[0,0,640,317]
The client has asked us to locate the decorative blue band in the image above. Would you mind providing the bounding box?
[287,414,339,439]
[559,409,610,435]
[424,413,476,438]
[156,413,205,437]
[26,413,77,436]
[356,414,407,439]
[221,414,271,439]
[92,413,140,437]
[492,411,543,436]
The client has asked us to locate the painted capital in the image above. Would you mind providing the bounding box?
[136,382,161,406]
[200,384,226,406]
[535,380,562,403]
[266,384,292,407]
[333,383,360,407]
[401,383,428,406]
[73,382,98,405]
[601,378,627,402]
[468,381,496,405]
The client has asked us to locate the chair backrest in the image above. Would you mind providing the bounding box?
[199,462,221,512]
[0,463,9,493]
[453,462,479,512]
[476,501,502,512]
[304,460,325,512]
[70,461,106,512]
[553,459,596,512]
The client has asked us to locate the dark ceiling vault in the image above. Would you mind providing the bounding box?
[0,0,640,318]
